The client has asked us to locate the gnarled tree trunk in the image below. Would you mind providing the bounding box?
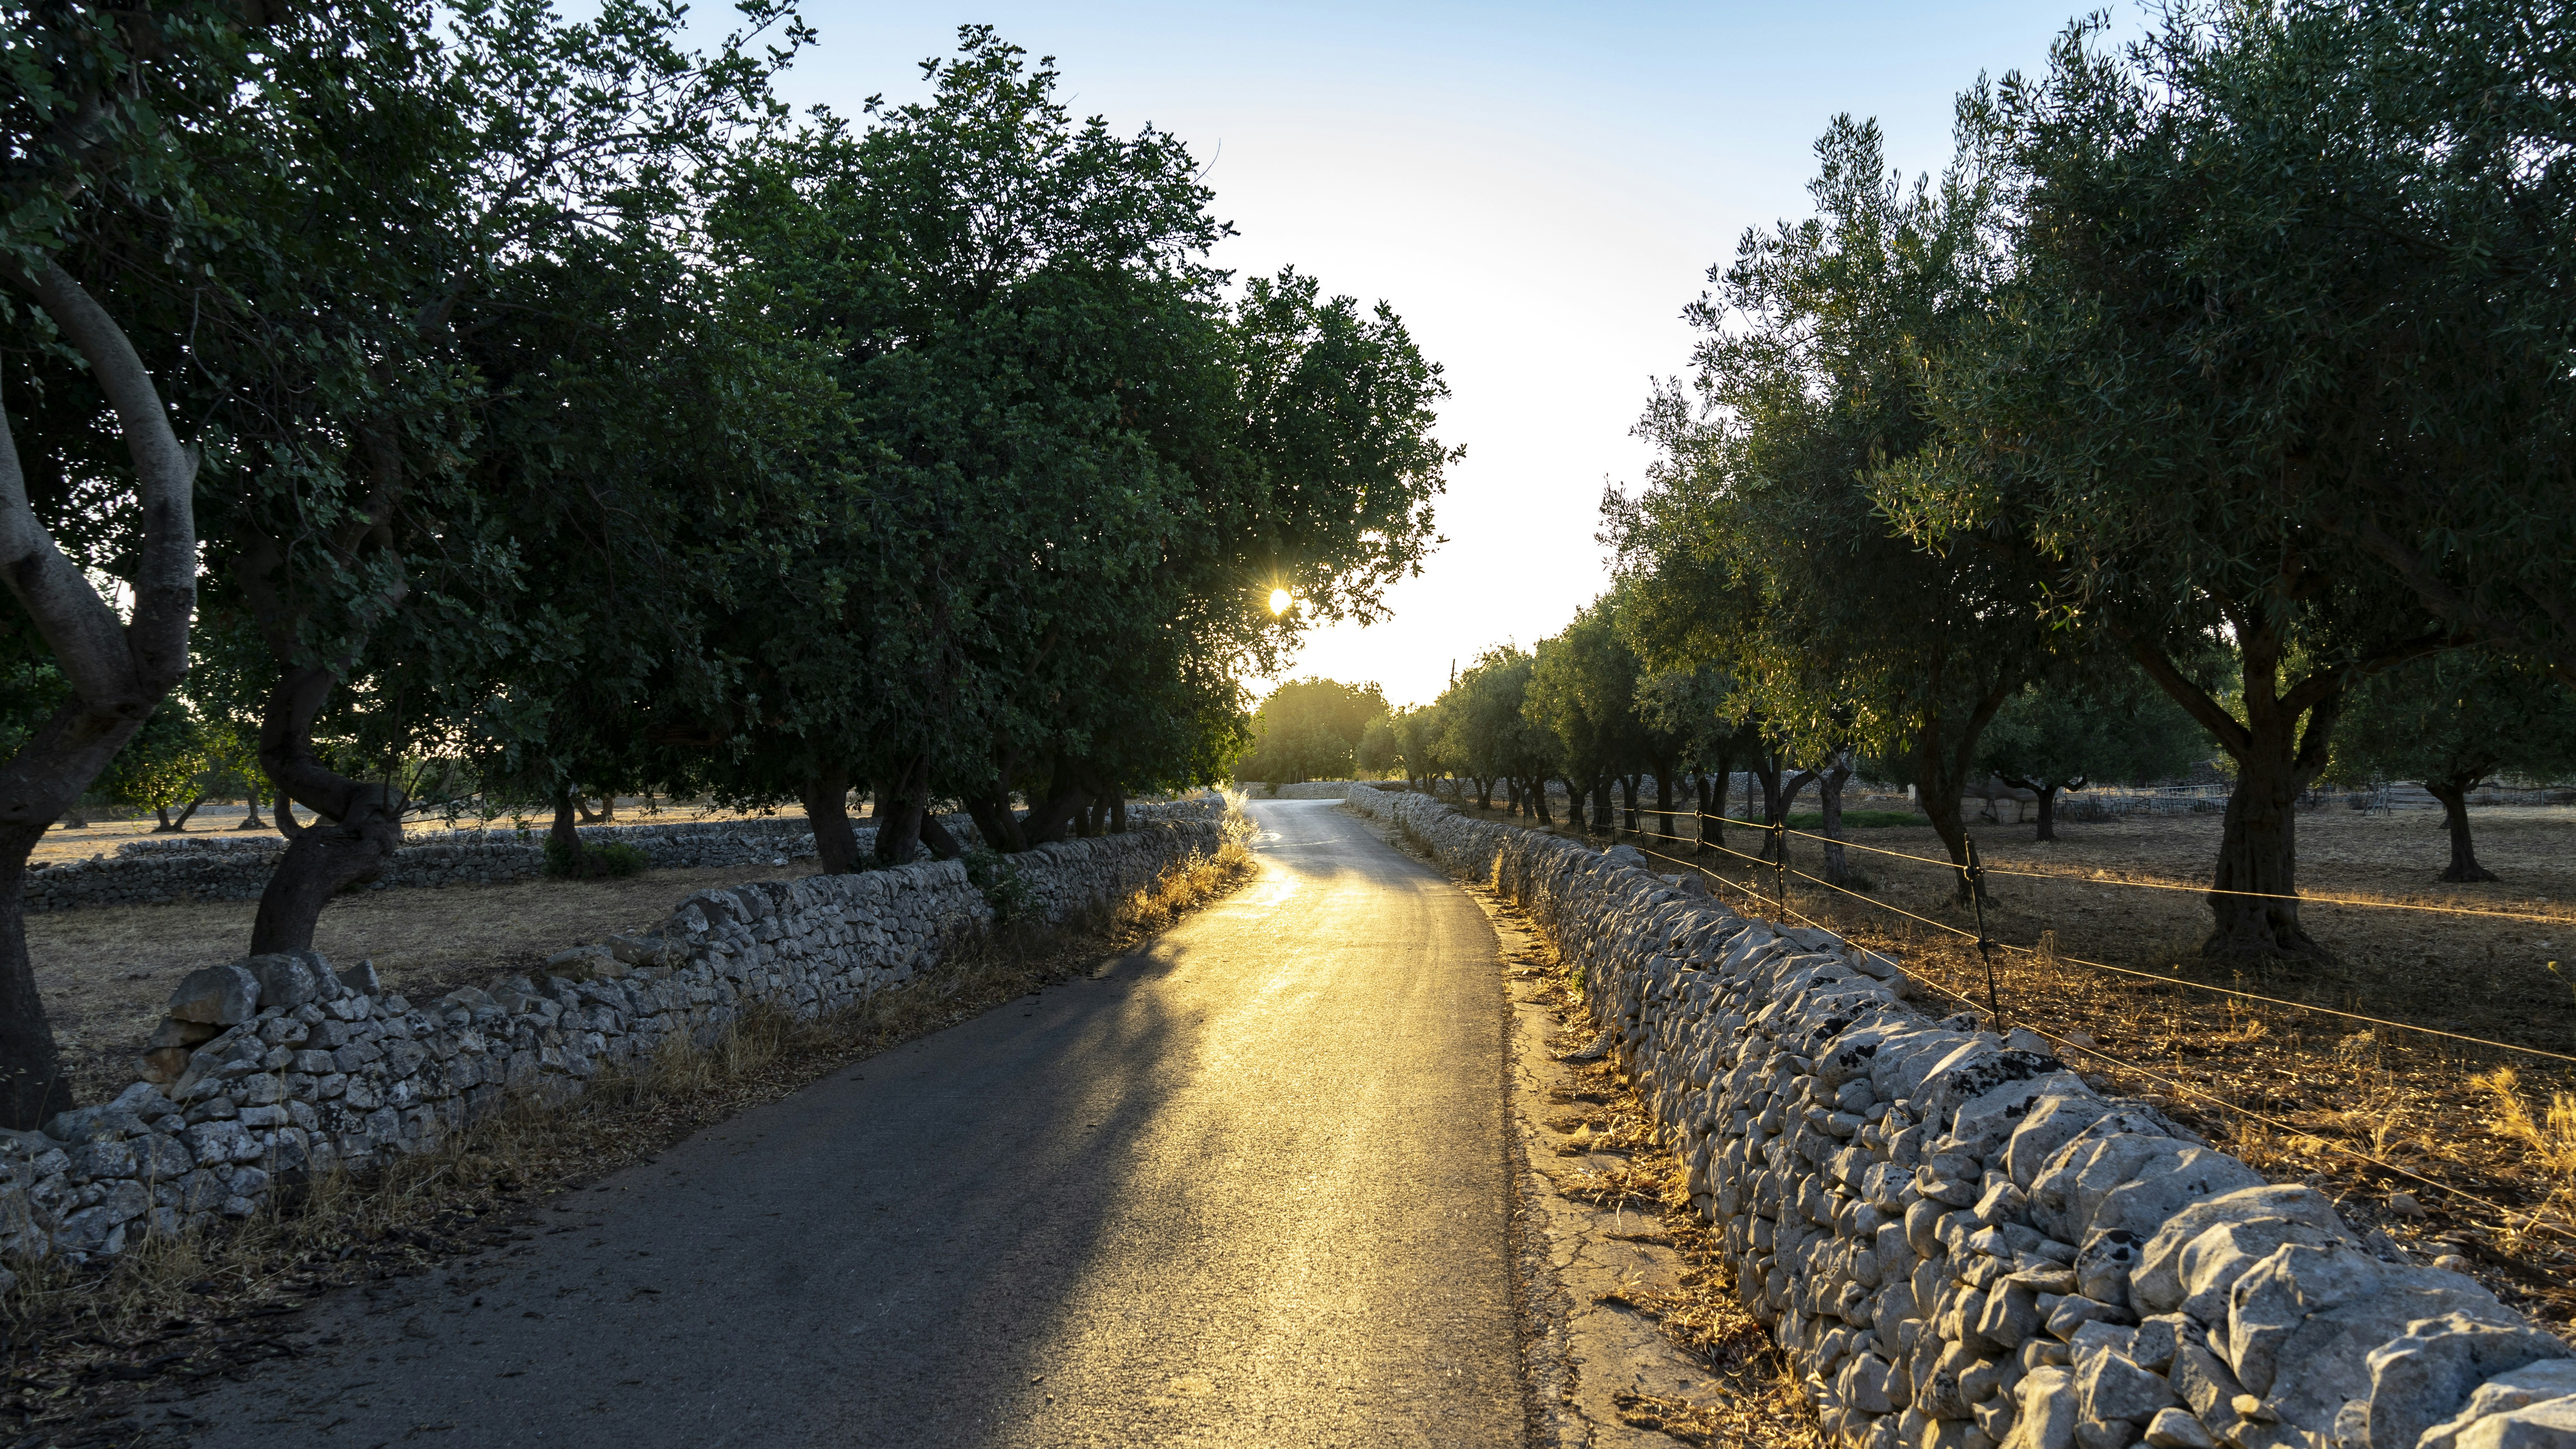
[249,663,406,954]
[962,781,1027,854]
[0,262,200,1127]
[800,766,861,874]
[2204,749,2322,959]
[2425,777,2496,883]
[1748,756,1785,860]
[547,791,599,878]
[2127,619,2372,963]
[1912,685,2017,900]
[871,752,933,865]
[1998,772,2084,843]
[1817,758,1854,887]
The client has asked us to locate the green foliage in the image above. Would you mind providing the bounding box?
[1387,704,1449,785]
[97,702,210,816]
[1525,593,1662,786]
[663,30,1448,838]
[1980,666,2210,793]
[1235,678,1388,784]
[1440,647,1556,788]
[1607,106,2050,860]
[963,846,1030,924]
[1354,713,1402,778]
[2325,655,2576,794]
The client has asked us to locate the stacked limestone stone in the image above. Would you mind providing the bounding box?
[0,819,1222,1280]
[1343,785,2575,1449]
[1001,822,1227,925]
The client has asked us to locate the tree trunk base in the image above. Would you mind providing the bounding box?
[2438,863,2500,884]
[2198,920,2334,966]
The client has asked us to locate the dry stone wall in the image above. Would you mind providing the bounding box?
[0,816,1224,1280]
[996,818,1232,925]
[1341,785,2573,1449]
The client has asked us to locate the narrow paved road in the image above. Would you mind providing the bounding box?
[188,800,1520,1448]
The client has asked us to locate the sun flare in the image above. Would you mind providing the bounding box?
[1268,587,1293,615]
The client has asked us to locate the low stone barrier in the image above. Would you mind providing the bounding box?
[1341,785,2574,1449]
[0,816,1226,1276]
[996,820,1231,925]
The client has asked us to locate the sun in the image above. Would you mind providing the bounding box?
[1268,587,1294,615]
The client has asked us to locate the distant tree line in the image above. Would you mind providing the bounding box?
[0,13,1449,1127]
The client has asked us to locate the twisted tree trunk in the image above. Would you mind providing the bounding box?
[2426,777,2496,883]
[1817,759,1853,887]
[800,766,861,874]
[249,662,406,953]
[871,752,933,865]
[0,263,200,1127]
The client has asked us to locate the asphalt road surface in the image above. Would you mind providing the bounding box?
[185,799,1521,1448]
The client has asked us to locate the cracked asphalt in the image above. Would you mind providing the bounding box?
[179,799,1522,1448]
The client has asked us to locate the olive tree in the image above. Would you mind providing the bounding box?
[1883,9,2470,960]
[1613,108,2052,891]
[1978,662,2209,841]
[2324,654,2576,883]
[0,2,275,1125]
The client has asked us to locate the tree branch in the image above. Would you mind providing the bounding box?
[2123,630,2251,759]
[0,263,197,704]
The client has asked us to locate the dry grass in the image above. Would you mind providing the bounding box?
[1501,900,1823,1449]
[1,834,1258,1446]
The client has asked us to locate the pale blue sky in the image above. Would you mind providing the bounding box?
[774,3,2120,706]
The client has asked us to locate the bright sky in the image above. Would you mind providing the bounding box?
[779,2,2114,708]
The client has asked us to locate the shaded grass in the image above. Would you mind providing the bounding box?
[1,832,1258,1443]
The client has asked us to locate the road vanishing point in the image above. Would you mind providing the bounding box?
[188,799,1525,1447]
